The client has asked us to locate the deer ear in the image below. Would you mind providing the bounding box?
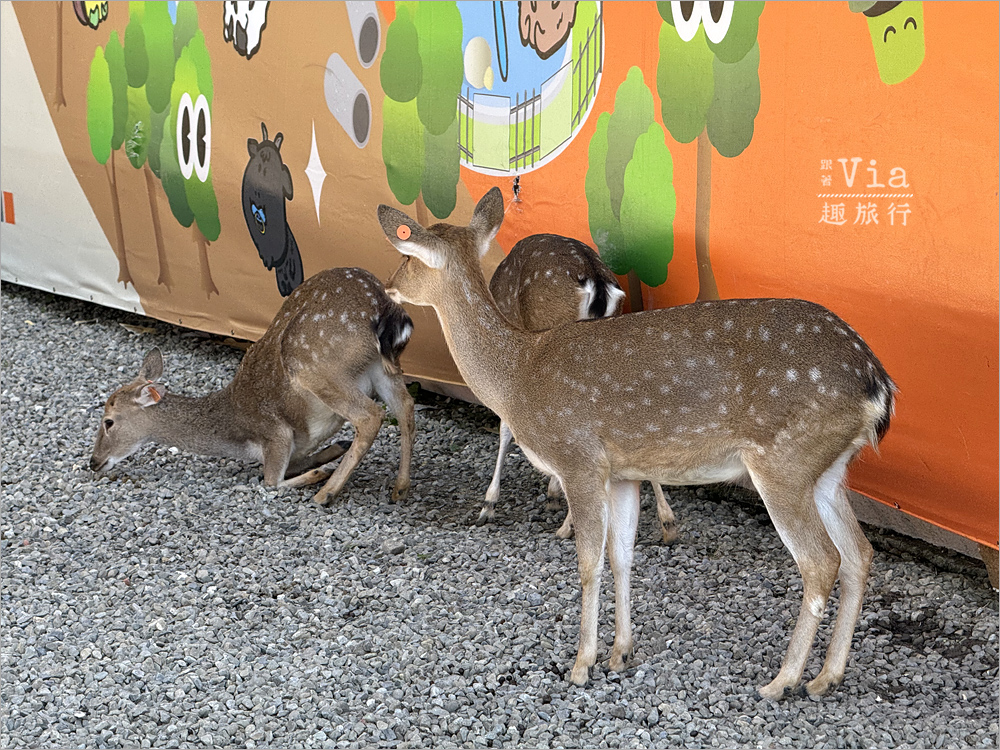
[135,382,165,408]
[469,187,505,257]
[138,348,163,382]
[377,204,448,269]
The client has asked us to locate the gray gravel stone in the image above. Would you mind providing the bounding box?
[1,283,997,749]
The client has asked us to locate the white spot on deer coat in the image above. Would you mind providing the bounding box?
[786,369,798,382]
[809,367,822,382]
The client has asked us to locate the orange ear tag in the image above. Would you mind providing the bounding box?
[396,225,411,240]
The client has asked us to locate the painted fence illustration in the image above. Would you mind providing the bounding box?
[457,8,603,174]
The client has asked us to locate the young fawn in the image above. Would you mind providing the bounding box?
[90,267,415,505]
[485,234,678,544]
[378,189,896,698]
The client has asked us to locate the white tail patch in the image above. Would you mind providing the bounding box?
[577,279,597,320]
[604,284,626,318]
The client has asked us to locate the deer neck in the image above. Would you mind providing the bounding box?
[433,264,536,414]
[147,388,255,458]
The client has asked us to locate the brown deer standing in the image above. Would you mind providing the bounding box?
[91,267,415,505]
[377,188,896,698]
[485,234,678,544]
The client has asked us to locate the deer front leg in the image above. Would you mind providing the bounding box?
[562,477,609,686]
[262,431,293,487]
[607,480,640,672]
[480,421,514,523]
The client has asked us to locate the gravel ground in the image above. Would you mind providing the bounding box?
[2,282,997,750]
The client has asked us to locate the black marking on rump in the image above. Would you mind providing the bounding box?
[373,302,413,365]
[576,244,622,319]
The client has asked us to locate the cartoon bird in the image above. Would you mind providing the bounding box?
[241,123,303,296]
[849,1,924,85]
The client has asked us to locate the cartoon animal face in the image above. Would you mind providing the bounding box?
[223,1,270,60]
[74,1,109,29]
[242,124,293,270]
[518,1,578,60]
[863,1,924,85]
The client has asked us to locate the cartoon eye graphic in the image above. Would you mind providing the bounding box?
[883,25,896,41]
[176,92,212,182]
[904,16,917,30]
[671,1,702,42]
[701,1,734,44]
[251,202,266,233]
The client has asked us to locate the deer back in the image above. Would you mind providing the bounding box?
[232,267,412,416]
[511,298,894,482]
[489,234,625,330]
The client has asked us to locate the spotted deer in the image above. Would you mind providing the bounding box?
[484,233,678,544]
[378,189,896,698]
[90,267,415,505]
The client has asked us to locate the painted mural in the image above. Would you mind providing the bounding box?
[0,1,997,551]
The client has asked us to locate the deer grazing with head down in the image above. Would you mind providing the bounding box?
[91,267,415,505]
[378,188,896,698]
[484,233,678,544]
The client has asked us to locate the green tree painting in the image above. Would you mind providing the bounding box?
[586,68,676,311]
[85,0,219,296]
[86,33,131,285]
[657,0,764,300]
[380,1,463,222]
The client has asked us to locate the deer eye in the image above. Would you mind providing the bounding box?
[104,419,115,431]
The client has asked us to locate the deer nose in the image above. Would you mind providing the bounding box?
[89,456,105,472]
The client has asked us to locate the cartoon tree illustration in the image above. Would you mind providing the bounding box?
[85,0,219,296]
[159,27,221,297]
[54,2,67,108]
[380,1,464,222]
[657,0,764,301]
[86,33,131,284]
[586,67,676,311]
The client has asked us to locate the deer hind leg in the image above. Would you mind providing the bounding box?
[372,369,415,502]
[807,451,873,696]
[608,480,641,672]
[285,415,351,481]
[561,474,610,686]
[652,484,679,544]
[745,461,841,701]
[301,383,383,506]
[480,421,514,524]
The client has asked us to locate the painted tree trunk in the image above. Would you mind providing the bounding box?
[143,164,171,288]
[53,2,66,108]
[415,195,431,228]
[105,151,131,286]
[194,224,219,298]
[695,129,720,301]
[627,269,644,313]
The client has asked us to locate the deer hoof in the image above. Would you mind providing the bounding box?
[805,672,842,697]
[475,506,495,526]
[757,679,798,702]
[609,646,634,672]
[391,482,410,503]
[660,521,679,545]
[569,663,590,686]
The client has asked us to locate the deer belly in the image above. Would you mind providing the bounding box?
[620,454,747,487]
